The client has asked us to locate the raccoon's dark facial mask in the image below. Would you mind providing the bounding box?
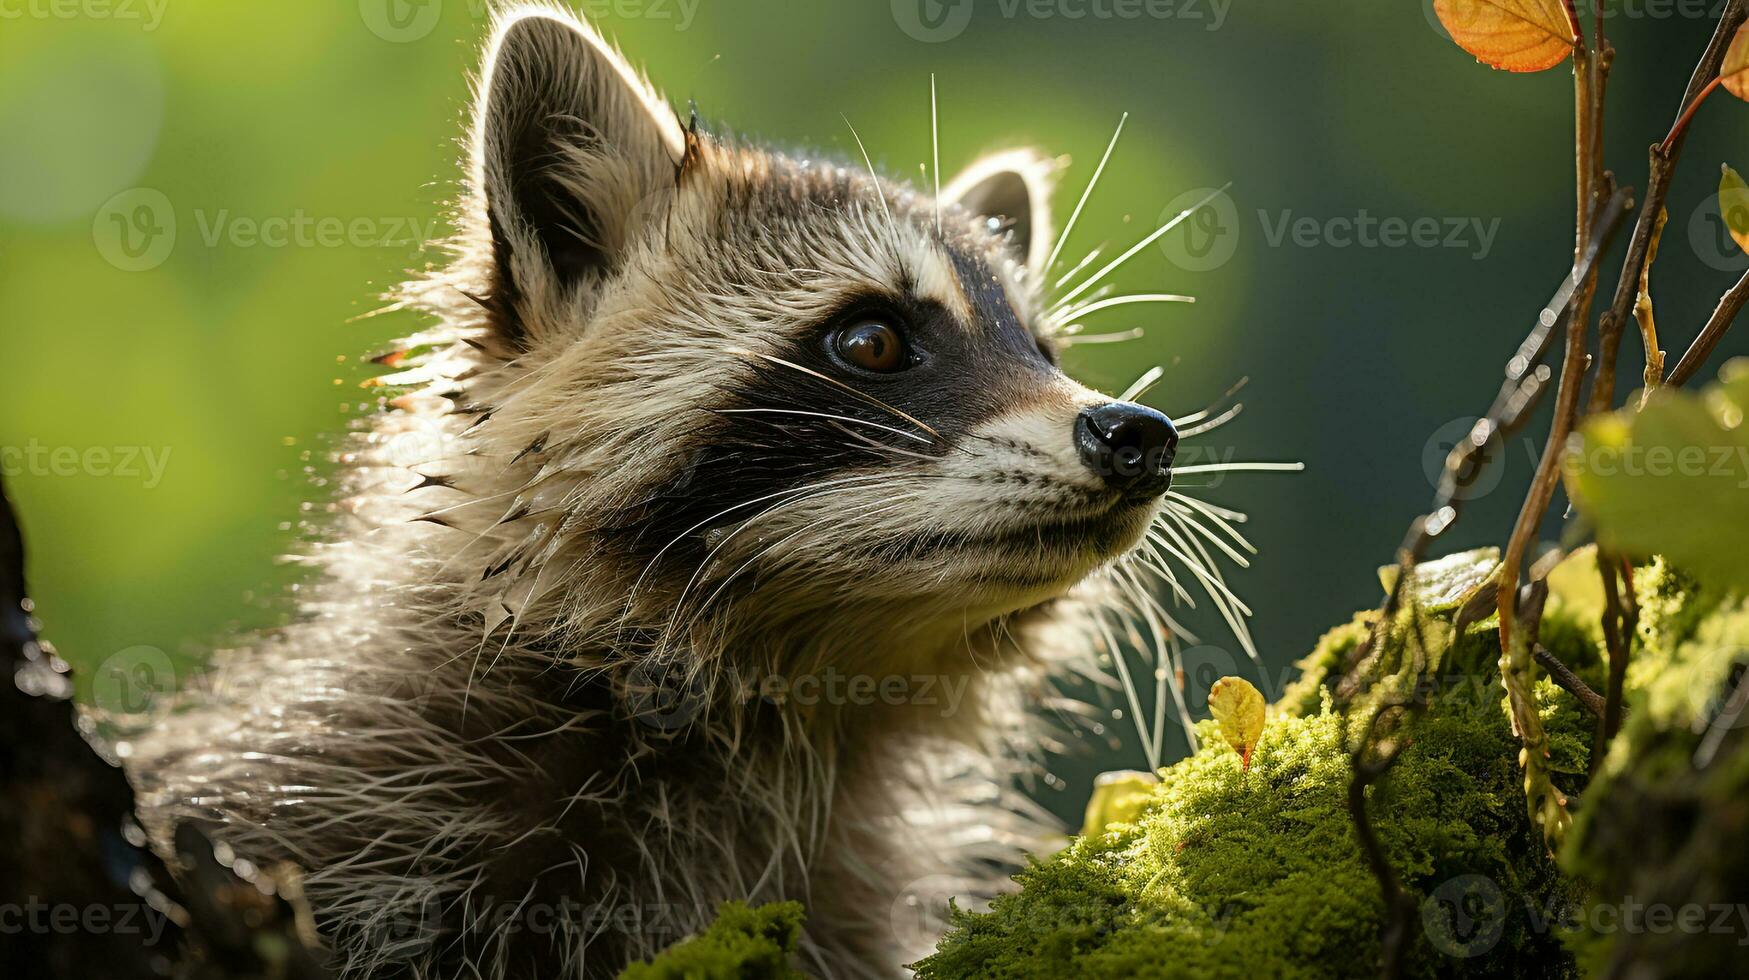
[466,9,1180,620]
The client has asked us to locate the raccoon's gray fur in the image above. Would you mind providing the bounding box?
[126,4,1237,977]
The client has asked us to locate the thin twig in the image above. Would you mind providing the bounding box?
[1659,76,1724,157]
[1334,187,1632,699]
[1576,1,1746,784]
[1589,0,1749,417]
[1633,207,1667,396]
[1560,0,1585,49]
[1350,725,1416,978]
[1593,553,1639,772]
[1668,266,1749,386]
[1535,645,1606,718]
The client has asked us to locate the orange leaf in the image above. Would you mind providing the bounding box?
[1722,25,1749,101]
[1433,0,1575,73]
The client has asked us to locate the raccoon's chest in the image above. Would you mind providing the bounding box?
[451,689,835,950]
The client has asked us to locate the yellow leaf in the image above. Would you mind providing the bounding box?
[1208,676,1266,770]
[1722,25,1749,101]
[1080,770,1159,835]
[1719,164,1749,254]
[1433,0,1574,73]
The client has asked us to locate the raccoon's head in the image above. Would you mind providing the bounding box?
[392,6,1211,679]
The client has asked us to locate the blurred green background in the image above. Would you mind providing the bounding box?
[2,2,1746,820]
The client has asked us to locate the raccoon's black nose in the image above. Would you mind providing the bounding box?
[1076,402,1178,500]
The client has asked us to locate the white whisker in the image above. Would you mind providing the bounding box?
[1176,402,1243,438]
[1059,327,1144,346]
[1172,462,1306,475]
[841,114,893,227]
[1111,561,1196,638]
[1151,522,1261,668]
[673,484,885,622]
[623,474,891,617]
[716,408,933,445]
[1057,292,1195,323]
[1146,527,1252,618]
[1121,365,1165,403]
[1168,491,1248,524]
[724,347,945,441]
[1115,573,1195,758]
[1124,549,1196,608]
[1044,112,1127,273]
[1057,182,1233,308]
[1171,376,1249,427]
[930,74,941,237]
[1167,496,1256,554]
[1093,610,1158,772]
[1052,246,1105,291]
[1166,506,1250,568]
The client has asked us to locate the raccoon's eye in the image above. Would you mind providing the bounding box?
[833,320,908,373]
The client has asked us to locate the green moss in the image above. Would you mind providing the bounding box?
[918,691,1586,976]
[618,901,807,979]
[1561,564,1749,976]
[631,561,1744,979]
[916,553,1608,979]
[1277,612,1374,718]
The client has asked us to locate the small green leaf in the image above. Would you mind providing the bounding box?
[1542,543,1605,625]
[1080,770,1159,835]
[1719,165,1749,255]
[1567,360,1749,593]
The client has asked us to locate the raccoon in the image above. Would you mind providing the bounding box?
[127,4,1248,977]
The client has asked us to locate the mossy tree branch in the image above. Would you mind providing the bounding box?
[0,472,331,980]
[1335,190,1629,979]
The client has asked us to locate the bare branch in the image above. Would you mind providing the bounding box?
[1589,0,1749,416]
[1668,267,1749,386]
[1534,645,1606,718]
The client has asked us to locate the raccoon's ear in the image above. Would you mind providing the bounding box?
[473,8,685,345]
[943,149,1059,280]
